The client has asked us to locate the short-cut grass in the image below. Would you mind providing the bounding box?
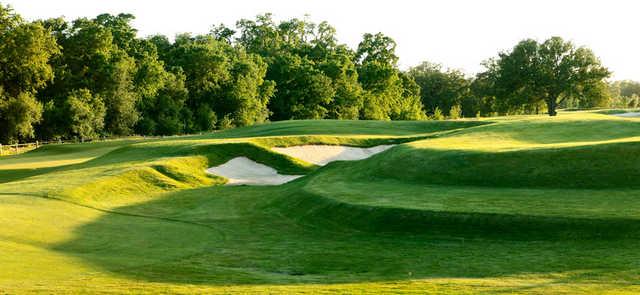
[1,112,640,294]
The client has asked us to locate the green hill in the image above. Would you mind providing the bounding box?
[1,112,640,294]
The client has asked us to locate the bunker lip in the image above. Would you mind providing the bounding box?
[205,157,303,186]
[271,144,396,166]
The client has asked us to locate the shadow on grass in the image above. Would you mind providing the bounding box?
[51,184,640,286]
[0,166,66,184]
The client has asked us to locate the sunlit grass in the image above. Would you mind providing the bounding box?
[1,113,640,293]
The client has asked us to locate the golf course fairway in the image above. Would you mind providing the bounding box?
[2,111,640,294]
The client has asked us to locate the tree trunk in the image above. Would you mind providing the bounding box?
[546,98,557,116]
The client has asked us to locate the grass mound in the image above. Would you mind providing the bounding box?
[341,114,640,189]
[53,141,318,208]
[351,140,640,189]
[271,188,640,240]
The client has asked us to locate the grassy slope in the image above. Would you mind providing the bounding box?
[296,113,640,239]
[1,114,640,293]
[203,119,487,138]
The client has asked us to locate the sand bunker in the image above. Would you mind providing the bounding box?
[206,157,303,186]
[272,144,395,166]
[612,112,640,118]
[207,145,395,186]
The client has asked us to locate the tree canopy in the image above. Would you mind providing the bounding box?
[0,5,59,143]
[0,5,626,144]
[477,37,610,116]
[408,62,470,117]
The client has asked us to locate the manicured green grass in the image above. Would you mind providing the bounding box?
[204,118,488,138]
[1,114,640,293]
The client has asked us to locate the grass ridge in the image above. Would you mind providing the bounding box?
[271,189,640,240]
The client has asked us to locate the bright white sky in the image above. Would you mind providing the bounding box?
[7,0,639,80]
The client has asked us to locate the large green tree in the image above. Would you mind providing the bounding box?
[64,88,106,140]
[11,7,612,143]
[608,80,640,108]
[39,13,190,137]
[163,34,273,130]
[575,80,611,109]
[135,66,189,135]
[235,15,372,120]
[615,80,640,98]
[408,62,471,117]
[356,33,424,120]
[0,5,59,143]
[220,49,274,126]
[41,15,140,135]
[480,37,610,116]
[320,48,363,119]
[132,37,190,135]
[267,53,334,119]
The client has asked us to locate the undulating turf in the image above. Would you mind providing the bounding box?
[1,112,640,294]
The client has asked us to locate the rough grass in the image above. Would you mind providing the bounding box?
[1,114,640,294]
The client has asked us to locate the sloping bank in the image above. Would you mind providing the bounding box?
[269,186,640,240]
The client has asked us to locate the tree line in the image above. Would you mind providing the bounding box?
[0,4,626,144]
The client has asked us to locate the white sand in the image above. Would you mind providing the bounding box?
[612,112,640,117]
[272,144,396,166]
[206,145,395,186]
[206,157,303,186]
